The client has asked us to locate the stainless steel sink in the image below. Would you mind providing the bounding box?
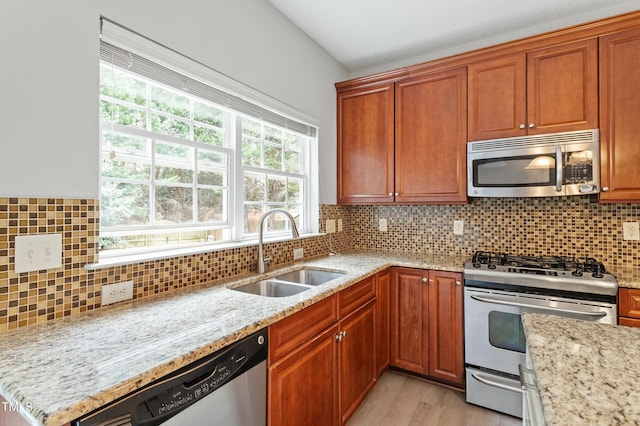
[274,268,346,286]
[230,267,346,297]
[231,280,312,297]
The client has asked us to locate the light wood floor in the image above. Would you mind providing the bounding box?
[347,370,521,426]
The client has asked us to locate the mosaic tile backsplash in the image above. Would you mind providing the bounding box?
[0,196,638,330]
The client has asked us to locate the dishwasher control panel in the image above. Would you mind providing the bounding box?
[143,352,246,418]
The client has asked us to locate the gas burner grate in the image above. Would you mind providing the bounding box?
[470,251,607,276]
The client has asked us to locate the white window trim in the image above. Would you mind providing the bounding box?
[91,18,320,267]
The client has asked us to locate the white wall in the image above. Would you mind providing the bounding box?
[0,0,347,203]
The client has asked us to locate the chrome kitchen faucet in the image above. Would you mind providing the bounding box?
[257,209,300,274]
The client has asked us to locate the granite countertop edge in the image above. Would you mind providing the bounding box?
[0,250,466,426]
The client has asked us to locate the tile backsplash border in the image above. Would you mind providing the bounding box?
[0,196,638,331]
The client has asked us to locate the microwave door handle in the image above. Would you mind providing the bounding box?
[469,294,608,319]
[555,145,563,192]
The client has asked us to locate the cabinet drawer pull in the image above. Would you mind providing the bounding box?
[602,187,609,192]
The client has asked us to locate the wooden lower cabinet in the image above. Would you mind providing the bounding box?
[268,325,339,426]
[375,269,391,377]
[268,277,377,426]
[619,288,640,328]
[339,300,376,424]
[427,270,464,385]
[390,267,464,387]
[390,267,429,375]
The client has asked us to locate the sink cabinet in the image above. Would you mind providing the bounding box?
[390,267,464,387]
[268,276,377,426]
[467,38,598,141]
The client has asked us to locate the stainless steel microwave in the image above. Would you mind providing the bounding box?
[467,129,600,197]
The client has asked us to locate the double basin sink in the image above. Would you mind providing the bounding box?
[231,267,346,297]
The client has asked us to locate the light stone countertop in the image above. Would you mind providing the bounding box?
[522,312,640,425]
[0,250,465,426]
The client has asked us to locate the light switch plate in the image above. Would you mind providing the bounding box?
[379,218,388,232]
[293,248,304,260]
[14,234,62,273]
[337,218,343,232]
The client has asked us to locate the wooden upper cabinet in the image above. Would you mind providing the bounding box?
[599,28,640,202]
[337,83,395,204]
[527,39,598,135]
[468,39,598,141]
[468,54,527,141]
[395,67,467,203]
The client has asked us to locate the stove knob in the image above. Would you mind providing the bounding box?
[572,268,583,277]
[488,264,496,269]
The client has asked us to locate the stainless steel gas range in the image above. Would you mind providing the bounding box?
[463,251,618,418]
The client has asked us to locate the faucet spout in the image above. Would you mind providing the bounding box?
[257,209,300,274]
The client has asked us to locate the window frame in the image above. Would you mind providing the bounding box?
[98,18,319,260]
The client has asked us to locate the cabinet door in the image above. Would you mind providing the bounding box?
[527,38,598,135]
[268,325,339,426]
[375,269,391,377]
[390,268,428,375]
[339,301,376,424]
[599,28,640,202]
[427,270,464,386]
[468,54,527,141]
[395,68,467,203]
[337,84,395,204]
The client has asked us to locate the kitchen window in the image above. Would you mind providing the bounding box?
[98,19,317,257]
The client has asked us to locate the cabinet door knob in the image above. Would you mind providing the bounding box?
[394,192,399,196]
[456,281,461,286]
[422,277,428,283]
[528,123,535,129]
[519,124,525,130]
[388,192,393,196]
[602,187,609,192]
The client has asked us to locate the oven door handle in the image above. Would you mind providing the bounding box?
[470,371,524,394]
[469,294,608,319]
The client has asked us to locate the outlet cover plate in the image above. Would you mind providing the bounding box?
[379,218,388,232]
[293,248,304,260]
[453,220,464,235]
[102,281,134,306]
[326,219,336,234]
[623,222,640,241]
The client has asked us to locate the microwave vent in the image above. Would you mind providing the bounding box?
[469,129,599,152]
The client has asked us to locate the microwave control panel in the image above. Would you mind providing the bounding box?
[565,163,593,184]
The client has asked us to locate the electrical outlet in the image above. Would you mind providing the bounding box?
[453,220,464,235]
[102,281,134,306]
[326,219,336,234]
[623,222,640,241]
[337,218,343,232]
[293,248,304,260]
[379,218,388,232]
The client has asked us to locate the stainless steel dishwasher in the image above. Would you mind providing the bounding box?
[73,329,267,426]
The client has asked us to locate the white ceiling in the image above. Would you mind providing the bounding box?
[267,0,640,75]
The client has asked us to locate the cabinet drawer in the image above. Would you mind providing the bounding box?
[619,288,640,318]
[269,295,339,363]
[339,276,376,317]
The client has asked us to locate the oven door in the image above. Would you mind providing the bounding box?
[464,287,615,376]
